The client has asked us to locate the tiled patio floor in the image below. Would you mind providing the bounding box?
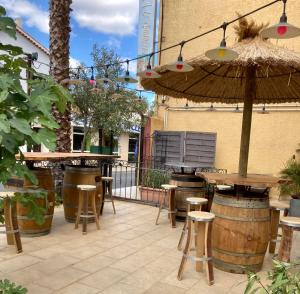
[0,201,299,294]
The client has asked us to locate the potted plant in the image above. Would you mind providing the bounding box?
[0,279,27,294]
[279,158,300,217]
[139,169,170,204]
[245,260,300,294]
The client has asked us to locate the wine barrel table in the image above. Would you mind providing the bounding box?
[169,173,206,218]
[7,168,55,236]
[211,190,270,274]
[62,165,102,222]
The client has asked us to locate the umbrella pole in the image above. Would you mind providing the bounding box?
[238,66,256,178]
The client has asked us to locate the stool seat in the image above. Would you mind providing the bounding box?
[280,216,300,227]
[188,211,215,222]
[186,197,208,205]
[216,185,232,191]
[77,185,96,191]
[270,200,290,211]
[101,177,113,181]
[161,184,177,190]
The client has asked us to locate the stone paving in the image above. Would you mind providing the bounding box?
[0,201,299,294]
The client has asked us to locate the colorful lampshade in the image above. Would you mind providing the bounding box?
[165,56,194,72]
[96,74,113,85]
[261,0,300,39]
[261,22,300,39]
[116,70,138,83]
[205,39,238,61]
[137,64,161,79]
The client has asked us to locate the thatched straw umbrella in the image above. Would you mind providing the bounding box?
[141,18,300,178]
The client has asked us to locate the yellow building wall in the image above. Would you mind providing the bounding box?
[164,109,299,175]
[153,0,300,176]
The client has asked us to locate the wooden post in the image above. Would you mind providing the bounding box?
[238,66,256,177]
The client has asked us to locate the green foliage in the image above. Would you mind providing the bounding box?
[245,261,300,294]
[0,279,27,294]
[0,7,71,223]
[71,46,148,151]
[280,158,300,199]
[143,169,170,189]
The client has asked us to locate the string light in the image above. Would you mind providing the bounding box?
[97,65,113,85]
[206,103,216,111]
[30,0,289,81]
[233,104,242,112]
[205,22,238,61]
[258,104,270,114]
[117,60,138,83]
[261,0,300,39]
[137,53,161,78]
[165,41,194,72]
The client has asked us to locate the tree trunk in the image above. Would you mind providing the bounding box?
[109,131,113,155]
[49,0,72,152]
[98,128,103,147]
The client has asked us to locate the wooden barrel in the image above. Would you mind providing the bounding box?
[16,168,55,236]
[62,165,101,222]
[170,173,206,218]
[211,191,270,274]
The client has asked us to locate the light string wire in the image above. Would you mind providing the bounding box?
[29,0,281,72]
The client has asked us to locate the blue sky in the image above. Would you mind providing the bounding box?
[1,0,144,84]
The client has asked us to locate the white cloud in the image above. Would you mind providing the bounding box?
[69,57,81,68]
[106,37,121,49]
[0,0,139,36]
[72,0,139,36]
[0,0,49,34]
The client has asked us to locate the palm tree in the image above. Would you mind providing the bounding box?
[49,0,72,152]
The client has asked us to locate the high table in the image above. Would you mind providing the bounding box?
[9,152,119,233]
[196,172,285,274]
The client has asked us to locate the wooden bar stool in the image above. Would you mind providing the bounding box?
[155,184,177,228]
[269,200,289,254]
[177,197,208,251]
[101,177,116,214]
[178,211,215,286]
[277,216,300,263]
[0,192,22,253]
[75,185,100,234]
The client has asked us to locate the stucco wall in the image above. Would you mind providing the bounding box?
[118,133,130,161]
[154,0,300,175]
[164,108,299,175]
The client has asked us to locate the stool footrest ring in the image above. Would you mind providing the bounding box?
[183,254,212,262]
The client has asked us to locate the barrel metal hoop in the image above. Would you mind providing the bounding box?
[213,258,262,273]
[213,194,269,209]
[213,247,265,258]
[183,254,212,262]
[211,211,270,222]
[17,214,53,220]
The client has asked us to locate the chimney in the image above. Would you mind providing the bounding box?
[15,18,22,28]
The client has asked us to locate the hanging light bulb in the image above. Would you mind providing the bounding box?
[206,103,216,111]
[184,100,189,108]
[89,66,95,86]
[97,65,114,85]
[205,23,238,61]
[117,59,138,83]
[261,0,300,39]
[233,103,242,113]
[61,68,85,86]
[165,41,194,72]
[258,104,269,114]
[137,53,161,78]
